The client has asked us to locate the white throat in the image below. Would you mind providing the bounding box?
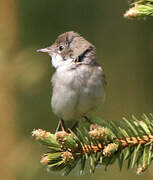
[49,53,73,69]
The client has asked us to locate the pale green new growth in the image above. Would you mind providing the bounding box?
[32,114,153,175]
[124,0,153,19]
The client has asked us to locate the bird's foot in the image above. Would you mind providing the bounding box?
[83,116,99,130]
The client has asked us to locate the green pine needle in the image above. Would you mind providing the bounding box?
[32,114,153,175]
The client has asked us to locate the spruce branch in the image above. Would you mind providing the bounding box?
[124,0,153,19]
[32,114,153,175]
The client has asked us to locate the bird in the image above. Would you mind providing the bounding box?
[37,31,106,131]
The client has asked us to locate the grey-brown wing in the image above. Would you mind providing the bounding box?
[94,65,107,89]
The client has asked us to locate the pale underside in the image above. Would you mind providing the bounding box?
[50,54,105,122]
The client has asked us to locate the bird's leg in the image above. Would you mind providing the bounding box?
[84,116,92,124]
[56,120,61,132]
[60,118,66,131]
[83,116,97,130]
[56,118,66,132]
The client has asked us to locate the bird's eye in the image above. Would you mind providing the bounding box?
[59,45,64,51]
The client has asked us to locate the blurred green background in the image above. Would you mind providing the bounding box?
[0,0,153,180]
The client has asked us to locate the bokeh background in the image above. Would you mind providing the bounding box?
[0,0,153,180]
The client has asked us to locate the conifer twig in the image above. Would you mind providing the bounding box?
[124,0,153,19]
[32,114,153,175]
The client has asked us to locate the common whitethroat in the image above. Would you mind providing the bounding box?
[37,31,106,131]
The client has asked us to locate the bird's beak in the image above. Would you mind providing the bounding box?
[36,47,51,53]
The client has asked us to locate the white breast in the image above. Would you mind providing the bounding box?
[51,63,105,121]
